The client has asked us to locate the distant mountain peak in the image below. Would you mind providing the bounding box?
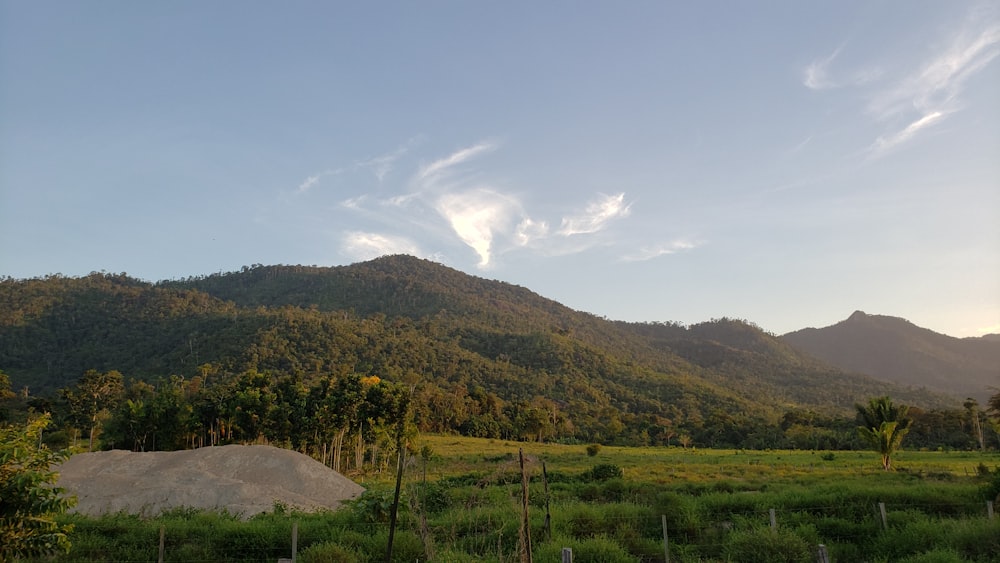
[783,311,1000,401]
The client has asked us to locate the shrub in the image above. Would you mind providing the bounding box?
[586,443,602,457]
[299,541,360,563]
[896,548,966,563]
[723,527,813,563]
[588,463,623,481]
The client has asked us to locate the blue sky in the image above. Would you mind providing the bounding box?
[2,2,998,337]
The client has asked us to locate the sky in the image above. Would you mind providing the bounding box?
[1,2,998,338]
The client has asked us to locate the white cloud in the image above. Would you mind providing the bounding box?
[334,143,649,269]
[803,47,842,90]
[340,195,367,209]
[297,174,322,193]
[865,18,1000,154]
[620,240,699,262]
[514,217,549,246]
[869,111,945,156]
[869,22,1000,120]
[558,193,631,236]
[803,46,882,91]
[341,231,421,261]
[417,142,496,184]
[435,188,519,268]
[357,141,416,183]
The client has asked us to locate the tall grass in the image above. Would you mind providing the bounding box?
[28,435,1000,562]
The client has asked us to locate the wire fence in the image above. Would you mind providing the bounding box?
[50,498,999,563]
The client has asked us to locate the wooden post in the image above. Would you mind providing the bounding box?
[158,525,165,563]
[385,417,407,563]
[816,544,830,563]
[561,547,573,563]
[291,521,298,563]
[988,500,995,520]
[519,448,533,563]
[542,461,552,541]
[878,502,888,530]
[662,514,670,563]
[769,508,777,530]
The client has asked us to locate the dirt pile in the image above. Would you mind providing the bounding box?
[56,444,364,519]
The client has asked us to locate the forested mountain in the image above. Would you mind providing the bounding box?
[782,311,1000,402]
[0,256,960,449]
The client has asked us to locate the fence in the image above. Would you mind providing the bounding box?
[51,499,999,562]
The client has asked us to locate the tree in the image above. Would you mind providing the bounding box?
[61,369,125,450]
[856,396,911,471]
[0,414,76,560]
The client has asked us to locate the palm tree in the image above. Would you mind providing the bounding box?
[856,396,911,471]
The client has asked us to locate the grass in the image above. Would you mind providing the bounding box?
[27,435,1000,562]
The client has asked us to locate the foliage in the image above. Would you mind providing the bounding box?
[13,437,1000,562]
[298,541,360,563]
[857,396,911,471]
[0,261,962,453]
[586,463,624,481]
[585,443,601,457]
[0,414,75,560]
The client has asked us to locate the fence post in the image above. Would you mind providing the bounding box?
[816,544,830,563]
[878,502,888,531]
[769,508,777,530]
[561,547,573,563]
[662,514,670,563]
[988,501,995,520]
[158,525,165,563]
[291,521,298,562]
[519,448,533,563]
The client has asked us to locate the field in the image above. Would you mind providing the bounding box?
[35,436,1000,562]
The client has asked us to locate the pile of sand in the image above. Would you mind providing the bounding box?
[56,444,365,519]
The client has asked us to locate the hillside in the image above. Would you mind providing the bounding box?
[782,311,1000,402]
[0,257,958,447]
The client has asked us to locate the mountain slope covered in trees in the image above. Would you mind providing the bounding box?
[1,256,959,448]
[783,311,1000,402]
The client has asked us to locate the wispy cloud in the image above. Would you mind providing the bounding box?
[357,140,418,183]
[868,23,1000,121]
[333,142,671,269]
[417,142,496,183]
[620,239,699,262]
[296,168,341,193]
[867,16,1000,156]
[869,110,945,156]
[514,218,549,246]
[803,46,842,90]
[558,193,631,236]
[803,45,882,91]
[341,231,421,261]
[435,188,519,268]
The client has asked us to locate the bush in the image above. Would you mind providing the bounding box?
[586,443,602,457]
[299,541,360,563]
[723,527,813,563]
[588,463,623,481]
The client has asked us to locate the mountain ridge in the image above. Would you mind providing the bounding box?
[782,310,999,402]
[1,256,963,447]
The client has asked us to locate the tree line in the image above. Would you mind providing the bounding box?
[2,368,998,460]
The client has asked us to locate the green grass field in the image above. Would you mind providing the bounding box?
[32,436,1000,562]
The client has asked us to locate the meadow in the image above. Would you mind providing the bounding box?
[33,436,1000,562]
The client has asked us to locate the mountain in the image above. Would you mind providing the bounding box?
[782,311,1000,402]
[0,257,958,446]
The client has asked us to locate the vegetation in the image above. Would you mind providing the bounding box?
[0,258,980,454]
[16,436,1000,562]
[0,414,76,560]
[857,396,912,471]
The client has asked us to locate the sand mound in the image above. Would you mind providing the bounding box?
[56,444,365,519]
